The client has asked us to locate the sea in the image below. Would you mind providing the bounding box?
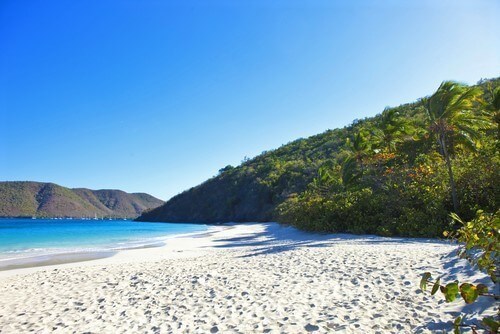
[0,218,208,270]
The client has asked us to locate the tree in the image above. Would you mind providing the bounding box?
[311,161,340,195]
[485,86,500,140]
[341,156,361,189]
[344,129,371,176]
[371,107,414,153]
[339,129,372,190]
[423,81,485,212]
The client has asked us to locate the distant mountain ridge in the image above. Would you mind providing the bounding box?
[0,181,164,218]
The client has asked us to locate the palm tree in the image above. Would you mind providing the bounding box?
[486,86,500,139]
[423,81,484,212]
[371,107,414,153]
[345,129,371,174]
[312,161,338,195]
[341,156,361,189]
[341,129,371,187]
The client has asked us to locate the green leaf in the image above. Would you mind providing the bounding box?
[431,277,441,295]
[459,283,479,304]
[444,282,459,302]
[482,317,500,332]
[490,272,497,284]
[420,272,431,291]
[453,316,462,334]
[476,284,488,295]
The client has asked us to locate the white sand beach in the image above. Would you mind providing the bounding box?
[0,223,495,333]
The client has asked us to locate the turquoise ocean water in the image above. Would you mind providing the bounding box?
[0,218,208,263]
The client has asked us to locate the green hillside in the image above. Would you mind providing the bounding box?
[0,181,164,218]
[138,78,499,237]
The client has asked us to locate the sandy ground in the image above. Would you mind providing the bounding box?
[0,223,496,333]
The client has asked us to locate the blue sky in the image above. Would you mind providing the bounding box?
[1,0,499,200]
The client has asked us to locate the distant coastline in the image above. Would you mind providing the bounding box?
[0,181,164,219]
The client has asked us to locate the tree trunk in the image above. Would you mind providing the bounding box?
[440,135,459,212]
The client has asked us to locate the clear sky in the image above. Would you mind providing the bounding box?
[1,0,499,200]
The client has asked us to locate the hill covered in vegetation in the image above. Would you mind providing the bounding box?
[138,78,499,237]
[0,181,164,218]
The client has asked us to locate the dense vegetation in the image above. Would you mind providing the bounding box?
[139,78,499,238]
[420,210,499,333]
[0,181,164,218]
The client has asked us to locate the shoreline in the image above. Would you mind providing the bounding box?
[0,224,227,279]
[0,220,223,274]
[0,250,118,272]
[0,222,454,279]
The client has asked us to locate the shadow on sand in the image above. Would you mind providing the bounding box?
[213,223,496,331]
[210,222,452,258]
